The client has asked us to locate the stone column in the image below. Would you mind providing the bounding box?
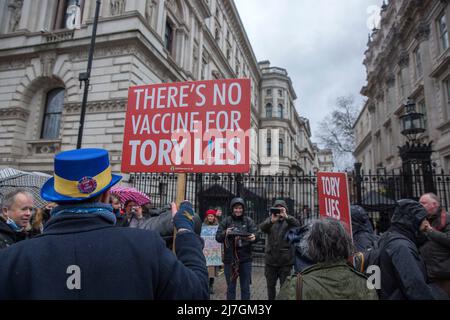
[155,0,165,37]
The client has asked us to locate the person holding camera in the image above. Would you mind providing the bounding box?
[216,197,258,300]
[260,199,301,300]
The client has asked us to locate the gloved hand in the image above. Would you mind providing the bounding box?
[173,201,195,232]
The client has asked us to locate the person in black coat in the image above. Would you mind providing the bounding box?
[0,148,208,300]
[350,205,379,252]
[216,197,258,300]
[378,199,439,300]
[419,193,450,298]
[260,199,301,300]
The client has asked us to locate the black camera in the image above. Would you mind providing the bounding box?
[270,207,282,216]
[228,227,251,238]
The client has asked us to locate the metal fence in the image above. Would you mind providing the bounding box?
[129,167,450,266]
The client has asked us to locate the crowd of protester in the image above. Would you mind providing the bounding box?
[0,148,449,300]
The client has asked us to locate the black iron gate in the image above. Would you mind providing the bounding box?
[129,169,450,266]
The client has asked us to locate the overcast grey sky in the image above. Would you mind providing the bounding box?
[234,0,382,143]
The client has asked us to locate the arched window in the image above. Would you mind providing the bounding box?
[266,103,273,118]
[267,138,272,157]
[41,88,65,139]
[278,104,284,118]
[279,138,284,157]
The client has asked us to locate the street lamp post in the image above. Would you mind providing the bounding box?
[398,98,435,199]
[77,0,102,149]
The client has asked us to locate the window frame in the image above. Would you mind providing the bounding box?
[266,103,273,118]
[445,78,450,119]
[278,104,284,118]
[164,20,174,53]
[418,99,427,131]
[267,138,272,157]
[438,12,449,52]
[279,138,284,157]
[40,88,65,140]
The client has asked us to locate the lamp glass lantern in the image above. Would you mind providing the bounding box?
[400,99,425,142]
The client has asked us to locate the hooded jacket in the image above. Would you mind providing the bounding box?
[137,204,202,248]
[260,201,301,267]
[277,261,378,300]
[350,205,379,252]
[378,199,436,300]
[0,217,28,250]
[419,209,450,281]
[215,198,258,264]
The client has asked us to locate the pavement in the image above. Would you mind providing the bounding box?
[210,266,282,300]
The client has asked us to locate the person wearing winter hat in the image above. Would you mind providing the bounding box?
[0,148,208,299]
[260,199,301,300]
[216,197,258,300]
[201,209,221,295]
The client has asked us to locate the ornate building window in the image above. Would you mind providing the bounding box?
[54,0,84,30]
[266,103,273,118]
[41,88,65,140]
[164,20,174,53]
[278,104,284,118]
[279,138,284,157]
[444,79,450,119]
[278,89,283,97]
[266,89,272,96]
[419,100,427,130]
[438,12,449,52]
[267,138,272,157]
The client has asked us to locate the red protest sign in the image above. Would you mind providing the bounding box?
[317,172,352,235]
[121,79,251,173]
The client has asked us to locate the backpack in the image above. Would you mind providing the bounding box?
[352,246,380,274]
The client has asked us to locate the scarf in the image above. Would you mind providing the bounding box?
[51,203,117,225]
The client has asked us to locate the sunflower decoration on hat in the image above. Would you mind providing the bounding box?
[41,149,122,202]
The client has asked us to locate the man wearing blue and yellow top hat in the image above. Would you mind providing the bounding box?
[0,148,209,299]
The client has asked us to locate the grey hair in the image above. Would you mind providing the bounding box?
[422,193,440,204]
[305,218,354,264]
[1,189,34,209]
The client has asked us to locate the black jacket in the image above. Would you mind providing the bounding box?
[0,212,208,299]
[350,205,379,252]
[378,200,436,300]
[216,215,258,264]
[260,215,301,267]
[420,210,450,281]
[138,205,202,249]
[0,218,28,250]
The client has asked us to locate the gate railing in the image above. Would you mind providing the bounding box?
[129,168,450,267]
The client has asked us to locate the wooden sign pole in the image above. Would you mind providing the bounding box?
[172,173,187,253]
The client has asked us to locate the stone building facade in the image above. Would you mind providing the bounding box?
[354,0,450,173]
[0,0,325,176]
[314,145,334,172]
